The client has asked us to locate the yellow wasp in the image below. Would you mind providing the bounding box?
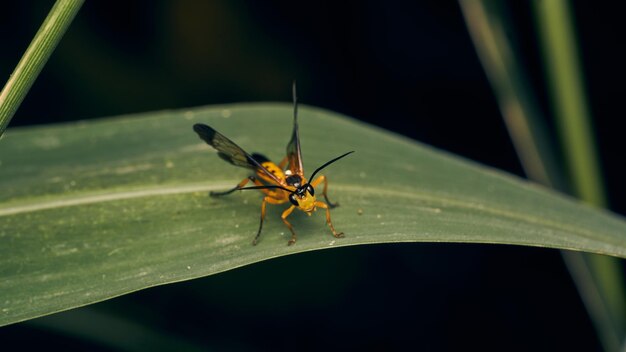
[193,83,353,245]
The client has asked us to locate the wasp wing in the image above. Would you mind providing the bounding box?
[193,123,285,186]
[286,82,304,177]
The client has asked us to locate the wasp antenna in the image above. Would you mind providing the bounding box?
[239,185,293,193]
[309,151,355,183]
[292,80,298,123]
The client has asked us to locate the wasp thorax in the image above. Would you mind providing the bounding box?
[286,174,302,187]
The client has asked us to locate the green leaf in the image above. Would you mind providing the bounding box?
[1,104,625,327]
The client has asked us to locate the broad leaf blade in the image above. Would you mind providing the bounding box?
[1,104,625,326]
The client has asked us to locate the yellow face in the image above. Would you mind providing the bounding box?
[296,191,317,214]
[289,185,317,214]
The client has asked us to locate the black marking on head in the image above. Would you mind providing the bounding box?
[289,194,299,206]
[306,184,315,196]
[286,174,302,187]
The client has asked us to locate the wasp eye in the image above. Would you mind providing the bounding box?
[307,184,315,196]
[289,194,299,206]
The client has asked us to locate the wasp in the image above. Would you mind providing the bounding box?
[193,83,353,245]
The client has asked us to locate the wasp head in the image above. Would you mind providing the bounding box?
[289,184,316,214]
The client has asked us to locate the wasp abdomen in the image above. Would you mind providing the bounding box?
[257,161,285,183]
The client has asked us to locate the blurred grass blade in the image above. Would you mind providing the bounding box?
[533,0,603,204]
[460,1,625,351]
[0,0,84,137]
[458,0,565,189]
[534,1,625,350]
[561,251,626,352]
[2,104,626,327]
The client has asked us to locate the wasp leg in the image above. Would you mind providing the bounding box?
[253,196,287,245]
[210,176,255,197]
[315,201,344,238]
[280,205,298,245]
[252,197,268,245]
[311,175,339,208]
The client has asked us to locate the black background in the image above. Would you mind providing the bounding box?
[1,1,624,350]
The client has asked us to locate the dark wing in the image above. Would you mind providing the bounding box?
[193,123,285,186]
[286,82,304,177]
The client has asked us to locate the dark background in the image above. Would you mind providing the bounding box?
[1,1,624,350]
